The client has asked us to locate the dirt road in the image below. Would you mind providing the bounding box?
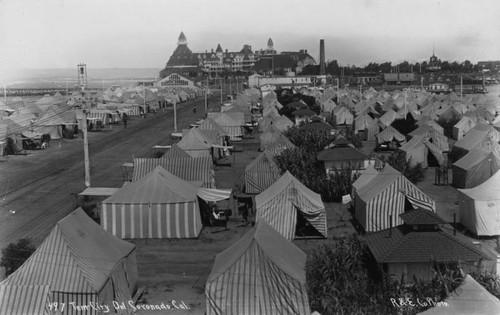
[0,96,219,252]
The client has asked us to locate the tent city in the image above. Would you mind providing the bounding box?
[1,0,500,314]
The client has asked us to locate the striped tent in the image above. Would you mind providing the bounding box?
[379,109,400,128]
[2,208,138,315]
[333,106,353,125]
[205,221,310,315]
[354,114,374,133]
[207,112,244,141]
[0,285,51,315]
[132,156,215,188]
[198,117,229,139]
[354,164,436,232]
[163,143,191,159]
[245,151,282,194]
[376,125,406,144]
[87,110,110,125]
[177,128,218,158]
[453,116,477,140]
[258,115,294,133]
[259,129,296,156]
[367,118,381,141]
[102,166,202,239]
[255,171,327,240]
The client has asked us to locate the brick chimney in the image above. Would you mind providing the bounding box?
[320,39,326,75]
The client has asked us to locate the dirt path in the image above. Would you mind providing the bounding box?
[0,97,218,251]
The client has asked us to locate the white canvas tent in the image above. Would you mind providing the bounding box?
[458,170,500,236]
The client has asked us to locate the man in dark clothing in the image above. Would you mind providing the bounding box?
[122,113,128,128]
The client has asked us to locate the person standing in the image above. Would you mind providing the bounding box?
[122,113,128,128]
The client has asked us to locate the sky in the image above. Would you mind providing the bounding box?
[0,0,499,78]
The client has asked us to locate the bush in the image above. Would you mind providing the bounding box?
[307,237,465,315]
[283,127,335,153]
[0,238,36,276]
[380,151,426,184]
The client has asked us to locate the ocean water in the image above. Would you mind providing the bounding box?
[4,68,161,89]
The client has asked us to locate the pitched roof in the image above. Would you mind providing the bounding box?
[163,143,191,159]
[292,108,316,116]
[458,169,500,200]
[3,208,135,292]
[419,275,500,315]
[364,225,489,263]
[400,208,447,225]
[356,164,402,202]
[208,220,306,282]
[317,147,369,161]
[352,164,379,191]
[453,148,496,170]
[106,166,200,204]
[299,121,334,131]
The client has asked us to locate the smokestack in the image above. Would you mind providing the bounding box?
[320,39,326,75]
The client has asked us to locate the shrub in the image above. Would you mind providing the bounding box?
[307,237,465,315]
[0,238,36,276]
[380,151,426,184]
[283,127,335,152]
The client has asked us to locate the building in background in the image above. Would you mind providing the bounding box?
[159,32,317,79]
[156,73,195,87]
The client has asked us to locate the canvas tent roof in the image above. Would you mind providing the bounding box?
[256,171,326,240]
[352,164,379,191]
[245,151,282,194]
[205,221,309,315]
[177,128,217,157]
[104,166,200,204]
[3,208,136,293]
[419,275,500,315]
[454,124,500,151]
[458,169,500,236]
[163,143,191,159]
[458,169,500,201]
[356,164,402,202]
[453,148,495,170]
[0,285,51,315]
[260,132,296,156]
[376,125,406,144]
[355,164,436,231]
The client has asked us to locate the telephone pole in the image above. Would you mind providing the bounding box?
[78,63,90,188]
[204,76,208,116]
[220,77,223,105]
[173,98,178,132]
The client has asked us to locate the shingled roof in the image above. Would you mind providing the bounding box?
[364,209,489,264]
[400,208,448,225]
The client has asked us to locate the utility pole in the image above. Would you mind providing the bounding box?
[204,75,208,116]
[220,76,223,105]
[173,98,177,132]
[78,63,90,188]
[229,76,232,97]
[460,76,463,101]
[82,106,90,187]
[143,83,146,116]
